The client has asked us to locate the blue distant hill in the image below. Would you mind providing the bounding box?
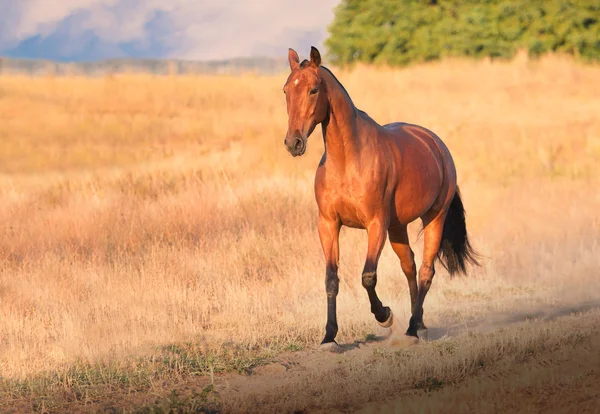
[0,56,289,76]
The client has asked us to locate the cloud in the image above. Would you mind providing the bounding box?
[0,0,340,61]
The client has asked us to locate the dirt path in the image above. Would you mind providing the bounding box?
[215,307,600,413]
[354,329,600,414]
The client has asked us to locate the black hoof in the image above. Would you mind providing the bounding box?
[375,306,392,326]
[405,329,419,338]
[409,314,427,330]
[406,316,421,338]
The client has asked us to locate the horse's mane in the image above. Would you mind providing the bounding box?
[319,66,354,107]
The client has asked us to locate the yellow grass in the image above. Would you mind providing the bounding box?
[0,53,599,410]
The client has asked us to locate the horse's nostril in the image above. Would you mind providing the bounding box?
[295,138,303,150]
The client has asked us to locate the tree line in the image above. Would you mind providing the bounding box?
[325,0,599,66]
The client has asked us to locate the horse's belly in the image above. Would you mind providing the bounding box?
[391,162,443,225]
[393,168,443,224]
[393,198,434,225]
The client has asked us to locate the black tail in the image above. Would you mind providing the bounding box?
[436,187,480,276]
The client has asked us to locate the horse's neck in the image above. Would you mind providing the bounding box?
[320,68,363,167]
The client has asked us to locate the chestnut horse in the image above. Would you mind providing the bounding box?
[283,47,479,347]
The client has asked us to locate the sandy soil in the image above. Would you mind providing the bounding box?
[213,305,600,413]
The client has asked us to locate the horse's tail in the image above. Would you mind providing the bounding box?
[436,187,480,276]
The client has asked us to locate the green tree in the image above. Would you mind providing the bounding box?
[325,0,600,66]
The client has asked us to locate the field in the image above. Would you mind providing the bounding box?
[1,52,599,412]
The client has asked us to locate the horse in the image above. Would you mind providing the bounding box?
[282,46,479,348]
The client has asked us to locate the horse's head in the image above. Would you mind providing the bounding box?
[282,47,328,157]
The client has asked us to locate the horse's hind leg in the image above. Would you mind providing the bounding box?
[406,212,446,337]
[362,219,393,327]
[388,226,418,320]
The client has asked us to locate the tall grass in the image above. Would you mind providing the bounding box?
[0,52,599,387]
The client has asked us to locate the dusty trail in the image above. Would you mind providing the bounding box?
[418,299,600,341]
[355,328,600,414]
[215,305,600,413]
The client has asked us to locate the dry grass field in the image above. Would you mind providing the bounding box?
[0,52,599,412]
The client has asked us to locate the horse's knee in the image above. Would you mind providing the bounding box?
[325,272,339,298]
[361,271,377,289]
[401,262,416,277]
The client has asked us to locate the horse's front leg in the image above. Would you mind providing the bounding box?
[318,215,341,346]
[362,219,393,327]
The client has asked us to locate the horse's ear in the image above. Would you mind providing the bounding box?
[310,46,321,67]
[288,48,300,70]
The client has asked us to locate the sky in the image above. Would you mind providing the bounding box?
[0,0,341,62]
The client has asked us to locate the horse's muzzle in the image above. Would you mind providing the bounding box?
[284,136,306,157]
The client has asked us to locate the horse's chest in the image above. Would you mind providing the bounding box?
[316,164,385,229]
[327,183,373,229]
[335,197,367,228]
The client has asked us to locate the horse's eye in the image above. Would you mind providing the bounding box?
[309,88,319,95]
[282,89,286,95]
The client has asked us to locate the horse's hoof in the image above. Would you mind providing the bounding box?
[319,341,343,353]
[406,316,426,337]
[377,308,394,328]
[386,333,419,348]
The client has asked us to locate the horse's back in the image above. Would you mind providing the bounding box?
[383,122,457,224]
